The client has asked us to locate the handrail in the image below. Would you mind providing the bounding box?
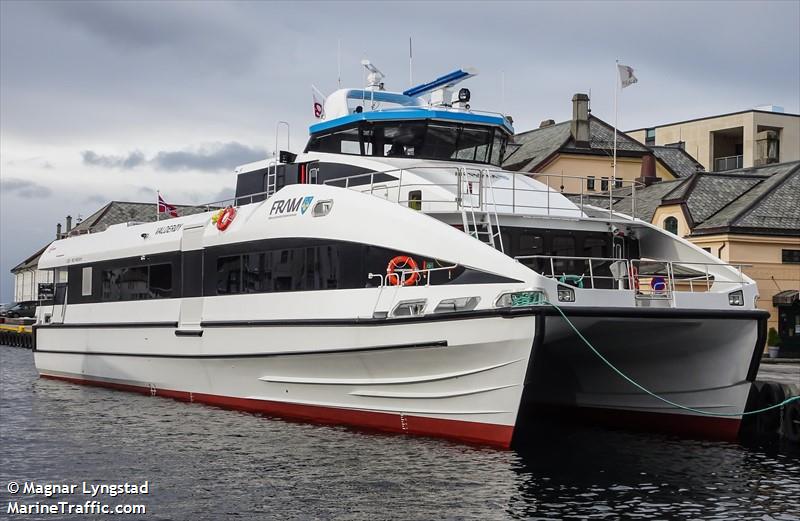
[323,165,643,221]
[368,263,459,288]
[514,254,749,295]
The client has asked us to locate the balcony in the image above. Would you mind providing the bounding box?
[714,154,743,172]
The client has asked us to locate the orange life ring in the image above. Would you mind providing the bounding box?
[386,255,420,286]
[217,206,237,231]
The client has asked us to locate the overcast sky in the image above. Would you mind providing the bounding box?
[1,0,799,301]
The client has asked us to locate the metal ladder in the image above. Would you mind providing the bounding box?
[457,168,504,252]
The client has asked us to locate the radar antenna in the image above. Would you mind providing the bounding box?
[361,59,385,91]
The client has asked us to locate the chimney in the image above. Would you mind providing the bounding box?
[539,119,555,128]
[56,223,62,239]
[66,215,72,234]
[636,153,661,186]
[570,93,590,147]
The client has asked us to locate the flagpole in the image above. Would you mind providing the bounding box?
[156,190,160,222]
[613,59,618,185]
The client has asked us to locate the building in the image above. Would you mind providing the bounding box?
[628,108,800,173]
[503,93,703,194]
[10,201,210,303]
[621,161,800,354]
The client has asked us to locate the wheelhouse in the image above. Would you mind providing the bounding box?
[306,111,512,167]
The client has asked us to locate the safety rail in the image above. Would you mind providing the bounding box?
[367,263,459,288]
[514,255,633,290]
[323,166,642,220]
[515,255,749,297]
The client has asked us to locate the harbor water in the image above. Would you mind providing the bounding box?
[1,345,798,520]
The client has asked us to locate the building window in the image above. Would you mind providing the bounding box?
[663,217,679,235]
[601,177,609,191]
[614,178,623,189]
[783,249,800,264]
[645,128,655,146]
[702,247,712,253]
[586,176,595,191]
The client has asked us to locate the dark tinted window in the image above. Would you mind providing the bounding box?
[217,256,242,295]
[149,264,172,298]
[101,264,172,301]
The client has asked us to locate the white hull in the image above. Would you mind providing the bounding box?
[35,313,536,447]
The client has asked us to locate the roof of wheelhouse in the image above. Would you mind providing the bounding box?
[309,87,514,135]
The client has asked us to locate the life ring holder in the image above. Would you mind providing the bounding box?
[217,206,237,231]
[386,255,420,286]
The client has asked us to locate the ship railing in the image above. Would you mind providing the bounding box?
[367,263,459,288]
[516,255,750,296]
[515,255,634,291]
[630,259,749,296]
[323,166,642,221]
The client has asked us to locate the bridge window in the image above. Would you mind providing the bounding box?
[663,216,679,235]
[307,121,508,166]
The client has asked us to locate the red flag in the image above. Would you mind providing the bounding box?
[158,193,178,217]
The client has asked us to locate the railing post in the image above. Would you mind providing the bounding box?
[512,172,516,214]
[631,181,636,220]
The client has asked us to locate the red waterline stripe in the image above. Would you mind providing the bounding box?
[39,373,515,448]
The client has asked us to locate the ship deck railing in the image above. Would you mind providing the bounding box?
[322,165,644,221]
[515,254,749,297]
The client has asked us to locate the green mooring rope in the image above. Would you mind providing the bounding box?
[544,300,799,417]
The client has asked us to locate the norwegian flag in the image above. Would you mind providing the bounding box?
[157,192,178,218]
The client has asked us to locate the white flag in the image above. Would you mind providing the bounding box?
[618,64,638,89]
[311,85,326,119]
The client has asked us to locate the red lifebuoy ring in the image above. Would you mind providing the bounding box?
[386,255,420,286]
[217,206,237,231]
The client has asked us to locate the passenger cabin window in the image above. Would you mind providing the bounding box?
[101,263,172,301]
[306,121,509,166]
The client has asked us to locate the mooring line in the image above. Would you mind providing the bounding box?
[544,300,799,417]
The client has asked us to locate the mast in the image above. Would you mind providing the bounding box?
[613,59,618,184]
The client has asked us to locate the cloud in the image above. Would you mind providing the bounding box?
[1,178,52,199]
[81,142,267,173]
[152,142,267,172]
[82,149,145,169]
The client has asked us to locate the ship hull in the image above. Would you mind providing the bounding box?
[34,313,536,448]
[517,308,768,441]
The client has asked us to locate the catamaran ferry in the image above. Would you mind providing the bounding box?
[33,64,768,447]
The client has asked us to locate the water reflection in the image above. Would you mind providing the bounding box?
[2,346,798,520]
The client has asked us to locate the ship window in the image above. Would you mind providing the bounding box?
[217,255,242,295]
[149,264,173,298]
[309,121,508,166]
[102,266,149,301]
[455,126,492,163]
[81,267,92,296]
[519,232,544,256]
[583,235,608,258]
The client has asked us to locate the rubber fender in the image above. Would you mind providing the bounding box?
[757,382,787,436]
[783,398,800,443]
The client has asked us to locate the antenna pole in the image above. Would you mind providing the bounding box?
[408,37,413,87]
[613,59,618,183]
[337,39,342,89]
